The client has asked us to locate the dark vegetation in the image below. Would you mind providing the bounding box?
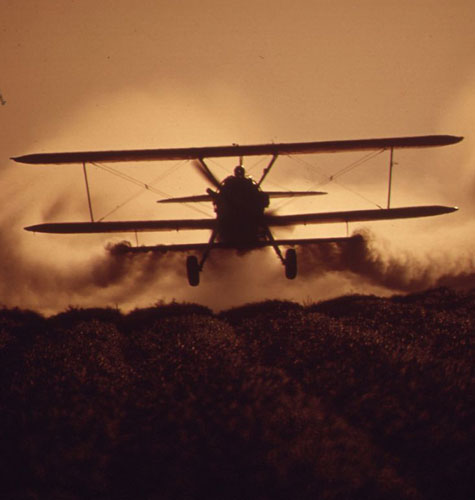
[0,288,473,499]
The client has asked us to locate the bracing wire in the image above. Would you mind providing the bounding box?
[206,157,232,176]
[89,148,387,219]
[90,161,213,219]
[323,149,386,181]
[273,149,386,211]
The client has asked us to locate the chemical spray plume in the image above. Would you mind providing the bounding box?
[299,229,475,293]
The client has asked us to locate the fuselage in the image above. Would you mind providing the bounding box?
[211,172,269,247]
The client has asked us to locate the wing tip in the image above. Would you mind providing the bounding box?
[448,135,464,145]
[440,205,459,213]
[11,154,41,164]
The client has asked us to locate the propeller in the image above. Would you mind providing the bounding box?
[192,159,221,190]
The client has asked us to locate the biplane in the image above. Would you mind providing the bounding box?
[13,134,462,286]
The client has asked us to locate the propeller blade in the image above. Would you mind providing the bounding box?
[266,190,327,198]
[192,159,221,189]
[157,194,212,203]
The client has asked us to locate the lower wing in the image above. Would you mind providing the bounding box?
[264,205,458,227]
[25,218,216,233]
[24,205,457,235]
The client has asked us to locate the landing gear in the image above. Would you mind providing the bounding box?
[186,229,218,287]
[186,255,200,286]
[263,225,298,280]
[284,248,297,279]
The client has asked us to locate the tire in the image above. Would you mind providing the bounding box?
[186,255,200,286]
[285,248,297,280]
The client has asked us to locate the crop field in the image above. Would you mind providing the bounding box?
[0,287,473,499]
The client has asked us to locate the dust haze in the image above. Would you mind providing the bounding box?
[1,1,474,313]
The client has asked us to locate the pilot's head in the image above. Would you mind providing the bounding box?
[234,165,245,178]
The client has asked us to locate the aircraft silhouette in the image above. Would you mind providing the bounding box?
[13,135,462,285]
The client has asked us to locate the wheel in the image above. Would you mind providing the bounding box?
[186,255,200,286]
[284,248,297,279]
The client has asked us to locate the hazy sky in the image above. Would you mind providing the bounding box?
[1,0,474,312]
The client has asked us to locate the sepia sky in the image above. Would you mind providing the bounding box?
[1,0,474,313]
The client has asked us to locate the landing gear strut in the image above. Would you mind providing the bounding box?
[284,248,297,279]
[264,226,298,280]
[186,255,200,286]
[186,229,218,286]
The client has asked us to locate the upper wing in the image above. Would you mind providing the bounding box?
[25,218,216,234]
[12,135,463,164]
[265,205,458,227]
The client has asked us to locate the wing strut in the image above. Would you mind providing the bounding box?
[387,147,394,209]
[82,162,94,222]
